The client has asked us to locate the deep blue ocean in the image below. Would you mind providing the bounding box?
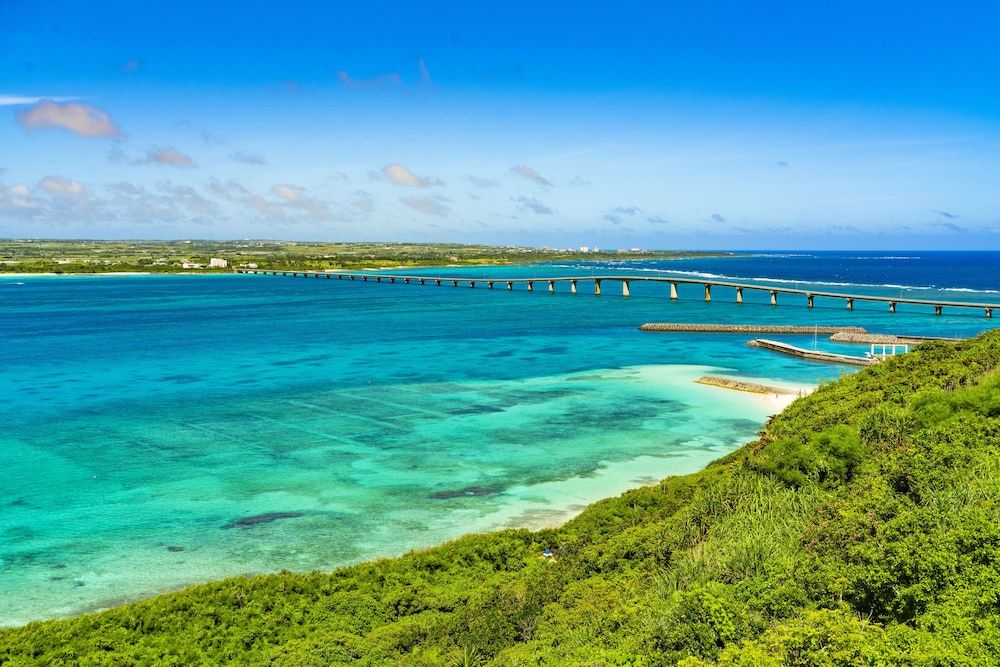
[2,250,998,625]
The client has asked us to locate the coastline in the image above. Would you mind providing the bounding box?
[1,364,811,627]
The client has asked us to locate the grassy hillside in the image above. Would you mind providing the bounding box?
[4,332,1000,665]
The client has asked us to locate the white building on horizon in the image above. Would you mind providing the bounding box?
[210,258,228,268]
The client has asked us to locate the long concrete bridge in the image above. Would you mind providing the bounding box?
[235,269,999,318]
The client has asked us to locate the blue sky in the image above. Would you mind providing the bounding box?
[1,1,999,249]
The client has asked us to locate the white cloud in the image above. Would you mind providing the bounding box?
[381,163,444,187]
[16,101,123,138]
[143,147,195,168]
[39,175,86,197]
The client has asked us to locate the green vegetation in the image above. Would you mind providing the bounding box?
[4,332,1000,665]
[0,239,724,274]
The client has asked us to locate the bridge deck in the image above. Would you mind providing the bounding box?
[234,269,999,317]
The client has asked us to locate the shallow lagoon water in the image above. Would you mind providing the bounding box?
[2,253,998,625]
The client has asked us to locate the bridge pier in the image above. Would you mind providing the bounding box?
[770,290,778,306]
[594,279,602,296]
[846,298,853,310]
[571,280,577,294]
[527,281,534,292]
[488,281,494,289]
[987,308,993,319]
[470,281,476,288]
[935,305,942,316]
[419,279,425,285]
[506,281,512,290]
[623,280,631,297]
[376,276,382,283]
[669,282,678,300]
[736,287,743,304]
[548,280,555,293]
[704,284,711,302]
[889,302,896,313]
[807,294,814,308]
[451,280,458,287]
[404,278,410,284]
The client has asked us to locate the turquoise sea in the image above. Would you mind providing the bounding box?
[2,251,998,626]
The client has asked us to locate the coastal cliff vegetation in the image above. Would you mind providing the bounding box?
[3,331,1000,665]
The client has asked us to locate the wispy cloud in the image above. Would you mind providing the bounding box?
[936,221,969,233]
[934,209,959,219]
[16,101,123,138]
[336,70,404,89]
[418,58,433,85]
[510,164,553,187]
[379,163,444,187]
[0,95,73,106]
[229,150,266,165]
[612,206,641,216]
[352,189,375,213]
[647,215,670,225]
[775,160,789,168]
[708,213,726,223]
[569,176,591,186]
[467,175,499,189]
[206,178,250,201]
[401,195,450,216]
[272,184,303,201]
[336,59,434,90]
[121,60,140,73]
[512,195,554,214]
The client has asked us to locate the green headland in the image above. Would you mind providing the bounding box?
[3,331,999,664]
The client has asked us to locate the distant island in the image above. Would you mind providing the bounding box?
[0,239,733,274]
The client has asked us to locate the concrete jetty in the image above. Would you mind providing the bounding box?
[234,269,1000,318]
[748,339,875,366]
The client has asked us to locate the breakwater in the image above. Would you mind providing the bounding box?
[696,376,800,395]
[828,331,963,345]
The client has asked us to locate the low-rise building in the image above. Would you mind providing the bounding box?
[210,258,228,268]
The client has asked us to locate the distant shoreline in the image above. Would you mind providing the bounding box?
[0,252,739,276]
